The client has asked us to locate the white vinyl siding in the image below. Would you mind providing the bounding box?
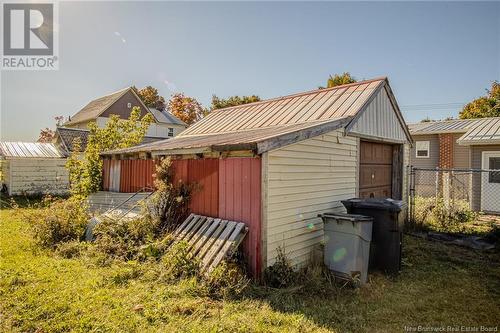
[5,159,69,196]
[264,129,358,268]
[348,87,408,143]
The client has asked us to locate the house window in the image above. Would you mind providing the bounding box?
[489,157,500,183]
[415,141,430,158]
[127,102,132,108]
[168,128,174,137]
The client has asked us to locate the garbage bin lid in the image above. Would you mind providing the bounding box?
[341,198,407,212]
[319,212,373,222]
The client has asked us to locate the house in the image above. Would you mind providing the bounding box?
[63,87,186,139]
[100,77,412,276]
[408,117,500,213]
[0,142,69,196]
[54,126,170,154]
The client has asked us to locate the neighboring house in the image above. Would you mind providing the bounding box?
[99,77,412,276]
[64,87,186,138]
[408,117,500,212]
[0,142,69,196]
[53,126,169,154]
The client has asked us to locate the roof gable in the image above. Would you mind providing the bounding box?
[65,87,157,126]
[346,84,411,143]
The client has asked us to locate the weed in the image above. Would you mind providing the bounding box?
[204,261,250,299]
[159,240,200,281]
[25,197,89,248]
[264,247,297,288]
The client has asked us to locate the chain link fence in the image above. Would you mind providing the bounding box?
[408,167,500,232]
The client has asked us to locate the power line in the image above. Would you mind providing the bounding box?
[400,102,466,112]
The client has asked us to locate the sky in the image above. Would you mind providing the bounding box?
[1,1,499,141]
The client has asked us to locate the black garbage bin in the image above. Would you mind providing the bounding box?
[341,198,406,274]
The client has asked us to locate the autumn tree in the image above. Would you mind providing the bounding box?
[459,81,500,119]
[133,86,166,111]
[66,106,153,198]
[320,72,357,89]
[38,128,55,143]
[168,93,207,125]
[210,95,261,110]
[37,116,65,143]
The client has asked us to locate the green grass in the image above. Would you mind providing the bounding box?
[1,207,499,333]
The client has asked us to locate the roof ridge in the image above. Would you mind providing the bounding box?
[409,116,500,126]
[57,126,90,132]
[212,77,387,113]
[94,86,131,99]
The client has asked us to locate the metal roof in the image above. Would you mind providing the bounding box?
[180,78,386,137]
[458,117,500,145]
[103,77,409,156]
[409,117,500,145]
[0,142,66,158]
[148,108,186,126]
[408,118,480,134]
[102,118,350,155]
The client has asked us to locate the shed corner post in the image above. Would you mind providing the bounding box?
[260,152,269,279]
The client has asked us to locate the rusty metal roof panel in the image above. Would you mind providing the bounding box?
[179,78,386,137]
[102,118,350,155]
[0,142,67,158]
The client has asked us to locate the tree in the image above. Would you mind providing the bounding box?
[459,81,500,119]
[320,72,357,89]
[210,95,261,110]
[37,116,65,143]
[168,93,207,125]
[38,128,55,143]
[66,106,153,198]
[134,86,166,111]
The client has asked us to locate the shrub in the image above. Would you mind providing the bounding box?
[204,261,250,299]
[138,234,174,260]
[55,240,91,259]
[26,197,89,248]
[264,247,297,288]
[92,215,158,261]
[159,241,200,281]
[145,157,197,234]
[413,196,478,233]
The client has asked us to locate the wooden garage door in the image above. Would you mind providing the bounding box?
[359,141,393,198]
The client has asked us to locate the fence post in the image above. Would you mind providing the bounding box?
[435,168,439,205]
[408,166,415,226]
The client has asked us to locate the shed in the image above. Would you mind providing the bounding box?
[101,77,412,276]
[0,142,69,196]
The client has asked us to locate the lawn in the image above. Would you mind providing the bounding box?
[1,207,499,333]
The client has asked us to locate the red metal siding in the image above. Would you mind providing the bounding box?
[102,160,111,191]
[219,157,262,277]
[101,157,263,276]
[171,159,219,217]
[172,159,188,185]
[188,159,219,217]
[119,159,155,193]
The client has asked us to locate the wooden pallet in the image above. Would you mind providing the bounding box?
[173,213,248,274]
